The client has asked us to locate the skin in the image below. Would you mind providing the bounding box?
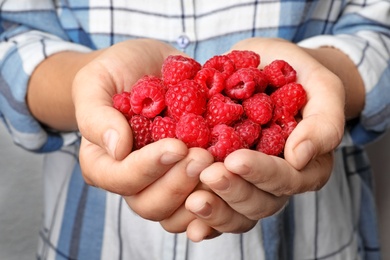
[27,38,365,242]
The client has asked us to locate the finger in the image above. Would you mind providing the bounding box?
[159,205,196,233]
[200,162,288,220]
[124,148,214,221]
[79,137,188,195]
[186,219,222,242]
[185,190,257,234]
[224,149,333,197]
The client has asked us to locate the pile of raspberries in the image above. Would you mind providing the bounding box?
[112,50,307,161]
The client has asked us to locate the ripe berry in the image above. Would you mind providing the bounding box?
[130,76,166,118]
[203,55,235,79]
[242,93,274,125]
[176,113,210,148]
[227,50,260,69]
[270,82,307,116]
[205,93,244,127]
[234,119,261,148]
[263,60,296,88]
[162,55,201,87]
[165,79,207,120]
[151,116,177,141]
[256,124,285,156]
[112,91,134,118]
[129,115,153,150]
[208,124,244,162]
[225,67,266,100]
[194,67,225,98]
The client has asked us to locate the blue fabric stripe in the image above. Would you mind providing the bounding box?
[77,185,106,259]
[56,164,87,260]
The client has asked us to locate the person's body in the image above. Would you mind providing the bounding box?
[0,1,389,259]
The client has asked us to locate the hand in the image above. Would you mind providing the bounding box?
[182,38,348,241]
[73,39,214,221]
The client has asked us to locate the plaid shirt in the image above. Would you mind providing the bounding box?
[0,0,388,259]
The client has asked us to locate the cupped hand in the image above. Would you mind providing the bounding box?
[73,39,214,221]
[183,37,346,241]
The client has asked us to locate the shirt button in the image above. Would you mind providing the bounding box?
[176,35,190,49]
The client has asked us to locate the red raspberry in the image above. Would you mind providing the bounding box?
[242,93,274,125]
[112,91,135,118]
[263,60,296,88]
[161,55,201,87]
[205,93,244,127]
[203,55,235,79]
[227,50,260,69]
[176,113,210,148]
[234,119,261,148]
[256,124,285,156]
[165,79,207,120]
[270,82,307,116]
[273,113,298,139]
[225,67,267,100]
[194,68,225,98]
[130,76,166,118]
[129,115,153,150]
[208,124,244,162]
[151,116,177,141]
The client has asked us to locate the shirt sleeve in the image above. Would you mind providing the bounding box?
[0,2,92,152]
[297,0,390,145]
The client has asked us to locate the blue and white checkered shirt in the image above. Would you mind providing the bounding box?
[1,0,389,259]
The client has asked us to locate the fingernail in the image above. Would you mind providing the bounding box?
[293,140,315,169]
[194,202,212,218]
[160,152,184,165]
[186,160,204,178]
[104,129,119,159]
[210,176,230,191]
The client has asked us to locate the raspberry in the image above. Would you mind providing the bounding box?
[270,82,307,116]
[203,55,235,79]
[234,119,261,148]
[112,91,135,118]
[208,124,244,162]
[242,93,274,125]
[130,76,166,118]
[227,50,260,69]
[273,113,298,139]
[162,55,201,87]
[225,67,267,100]
[151,116,177,141]
[129,115,153,150]
[263,60,296,88]
[165,79,207,120]
[256,124,285,156]
[176,113,210,148]
[194,67,225,98]
[205,93,244,127]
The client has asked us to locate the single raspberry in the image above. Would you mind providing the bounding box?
[165,79,207,120]
[161,55,201,87]
[263,60,296,88]
[234,119,261,148]
[224,67,267,100]
[270,82,307,116]
[208,124,244,162]
[205,93,244,127]
[256,124,285,156]
[129,115,153,150]
[194,67,225,98]
[203,55,235,79]
[130,76,166,118]
[242,93,274,125]
[112,91,135,118]
[151,116,177,141]
[227,50,260,69]
[176,113,210,148]
[273,113,298,139]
